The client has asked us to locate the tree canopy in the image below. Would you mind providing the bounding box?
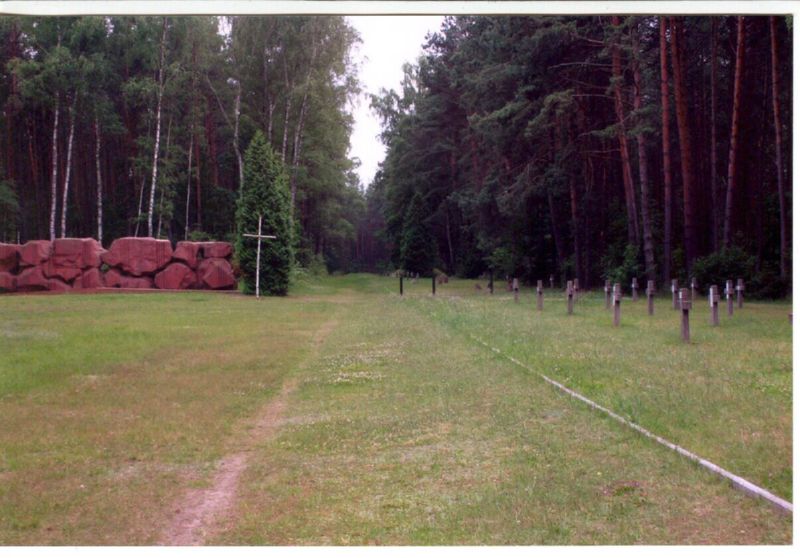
[363,15,791,295]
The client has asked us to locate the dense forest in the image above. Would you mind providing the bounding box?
[365,15,793,295]
[0,15,793,295]
[0,15,363,271]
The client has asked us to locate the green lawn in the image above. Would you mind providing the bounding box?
[0,275,792,544]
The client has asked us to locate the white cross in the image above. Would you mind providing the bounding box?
[242,214,277,299]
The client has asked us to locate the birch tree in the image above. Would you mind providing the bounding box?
[147,17,168,238]
[59,92,77,237]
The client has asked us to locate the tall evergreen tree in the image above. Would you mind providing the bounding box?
[235,131,293,295]
[400,191,437,274]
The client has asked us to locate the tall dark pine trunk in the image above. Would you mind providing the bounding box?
[610,16,640,247]
[723,16,746,247]
[548,190,565,274]
[669,17,696,270]
[660,17,673,285]
[632,21,656,281]
[710,18,720,250]
[770,16,787,279]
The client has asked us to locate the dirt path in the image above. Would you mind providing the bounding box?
[158,318,339,545]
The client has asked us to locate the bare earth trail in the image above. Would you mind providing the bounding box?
[159,317,340,546]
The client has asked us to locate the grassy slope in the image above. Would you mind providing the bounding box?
[0,275,792,544]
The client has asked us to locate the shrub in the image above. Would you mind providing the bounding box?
[486,247,514,277]
[188,230,212,242]
[691,246,755,292]
[749,269,791,300]
[603,244,641,287]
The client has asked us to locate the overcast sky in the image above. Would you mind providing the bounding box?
[347,16,444,189]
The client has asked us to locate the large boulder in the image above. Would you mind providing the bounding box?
[16,266,49,291]
[172,241,202,269]
[154,262,197,290]
[73,268,103,290]
[42,260,82,282]
[18,240,51,267]
[51,238,104,269]
[44,238,105,282]
[197,258,236,290]
[0,271,16,292]
[102,237,173,276]
[200,241,232,259]
[104,268,154,289]
[0,243,19,273]
[47,278,71,293]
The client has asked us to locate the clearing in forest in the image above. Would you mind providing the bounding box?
[0,275,792,544]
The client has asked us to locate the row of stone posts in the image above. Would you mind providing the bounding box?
[564,276,745,343]
[406,273,748,343]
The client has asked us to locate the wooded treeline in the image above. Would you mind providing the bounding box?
[365,16,792,293]
[0,16,365,271]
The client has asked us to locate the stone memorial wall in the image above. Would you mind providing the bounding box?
[0,237,236,293]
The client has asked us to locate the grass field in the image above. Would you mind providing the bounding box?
[0,274,792,544]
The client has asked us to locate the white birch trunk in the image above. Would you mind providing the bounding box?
[157,116,172,238]
[184,131,194,240]
[234,80,243,192]
[49,93,60,242]
[134,175,146,237]
[95,112,103,244]
[289,43,317,215]
[60,93,77,238]
[147,17,167,238]
[281,56,292,164]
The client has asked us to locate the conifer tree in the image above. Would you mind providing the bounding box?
[400,191,436,275]
[236,131,293,295]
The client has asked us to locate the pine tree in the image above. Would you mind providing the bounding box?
[235,131,293,295]
[399,191,437,275]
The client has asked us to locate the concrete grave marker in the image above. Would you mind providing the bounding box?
[631,277,639,302]
[679,287,692,343]
[725,279,734,316]
[671,279,679,310]
[646,280,655,315]
[709,285,720,326]
[736,278,745,308]
[536,280,543,311]
[550,274,555,289]
[566,280,575,315]
[604,280,611,309]
[691,277,698,301]
[613,283,622,326]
